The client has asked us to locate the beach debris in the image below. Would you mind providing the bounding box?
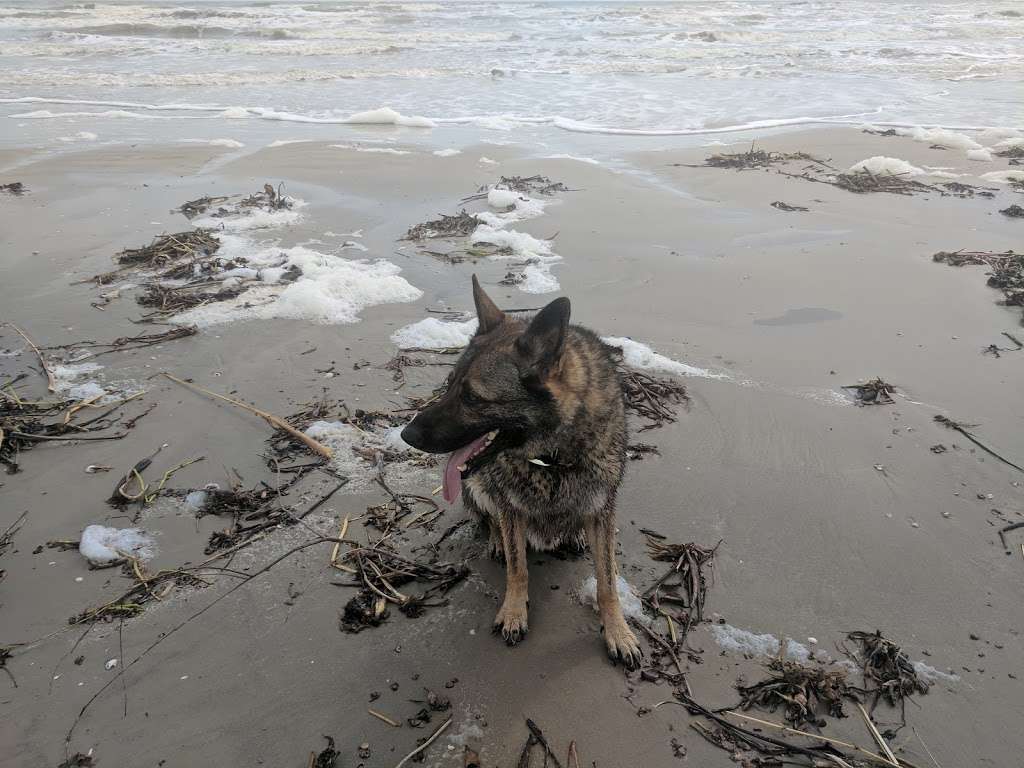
[162,373,333,459]
[175,184,292,220]
[643,534,718,630]
[336,535,468,632]
[404,211,482,241]
[933,249,1024,324]
[393,715,452,768]
[0,511,27,584]
[862,127,898,137]
[665,695,875,767]
[994,144,1024,159]
[3,322,55,391]
[770,201,809,212]
[626,442,660,460]
[308,735,339,768]
[1,333,148,474]
[832,169,938,196]
[0,182,25,196]
[843,630,929,715]
[684,144,816,170]
[79,525,156,567]
[619,369,689,432]
[940,181,996,199]
[934,414,1024,473]
[56,753,94,768]
[982,331,1023,357]
[997,521,1024,554]
[44,326,198,360]
[514,718,565,768]
[1000,203,1024,218]
[843,378,896,405]
[735,659,856,727]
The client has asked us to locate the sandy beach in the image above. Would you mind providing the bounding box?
[2,121,1023,768]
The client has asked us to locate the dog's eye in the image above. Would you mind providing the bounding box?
[461,384,485,405]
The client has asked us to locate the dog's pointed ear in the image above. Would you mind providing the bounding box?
[472,274,505,335]
[516,296,570,383]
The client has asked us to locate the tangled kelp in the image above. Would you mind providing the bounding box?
[844,630,929,714]
[933,249,1023,321]
[404,211,482,241]
[0,182,25,196]
[736,660,856,728]
[336,537,468,633]
[685,145,816,170]
[620,369,689,431]
[843,378,896,405]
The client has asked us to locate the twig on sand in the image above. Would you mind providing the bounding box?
[933,415,1024,473]
[857,702,900,767]
[3,323,55,391]
[393,715,452,768]
[997,521,1024,553]
[162,373,333,459]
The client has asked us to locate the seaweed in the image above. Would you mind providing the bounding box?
[844,630,929,715]
[843,378,896,405]
[736,660,856,727]
[404,211,482,240]
[620,369,689,431]
[1000,203,1024,218]
[1,182,26,196]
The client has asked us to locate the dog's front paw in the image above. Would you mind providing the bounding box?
[602,617,642,669]
[493,600,528,645]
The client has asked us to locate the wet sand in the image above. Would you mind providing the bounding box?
[1,127,1022,767]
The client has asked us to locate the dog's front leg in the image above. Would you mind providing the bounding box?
[586,507,642,668]
[493,511,529,644]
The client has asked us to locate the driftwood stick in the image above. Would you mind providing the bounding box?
[161,373,332,459]
[3,322,56,392]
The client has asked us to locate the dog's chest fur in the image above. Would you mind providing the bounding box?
[463,349,627,550]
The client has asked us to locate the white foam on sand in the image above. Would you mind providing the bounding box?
[544,153,601,165]
[980,169,1024,184]
[601,336,723,379]
[57,131,98,142]
[486,187,521,209]
[899,126,981,151]
[331,144,410,155]
[183,138,245,149]
[710,624,781,657]
[849,156,924,176]
[266,139,309,148]
[966,148,993,162]
[433,148,461,157]
[342,106,435,128]
[913,661,960,685]
[79,525,157,565]
[391,317,478,349]
[175,239,422,327]
[470,224,561,294]
[993,137,1024,151]
[578,575,651,625]
[193,207,303,232]
[304,420,431,490]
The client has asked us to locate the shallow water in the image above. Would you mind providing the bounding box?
[1,0,1022,152]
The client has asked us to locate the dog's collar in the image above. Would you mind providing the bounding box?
[527,454,575,470]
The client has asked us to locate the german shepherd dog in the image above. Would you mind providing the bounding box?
[401,276,642,666]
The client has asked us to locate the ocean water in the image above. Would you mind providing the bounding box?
[0,1,1022,150]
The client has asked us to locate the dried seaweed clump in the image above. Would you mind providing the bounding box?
[697,146,814,170]
[619,369,689,431]
[934,249,1023,320]
[833,170,937,196]
[843,377,895,405]
[404,211,481,240]
[845,630,929,710]
[493,174,568,195]
[736,659,855,727]
[115,230,221,268]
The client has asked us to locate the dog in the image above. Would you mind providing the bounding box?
[401,276,642,666]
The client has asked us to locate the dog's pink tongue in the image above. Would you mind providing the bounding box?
[443,436,487,504]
